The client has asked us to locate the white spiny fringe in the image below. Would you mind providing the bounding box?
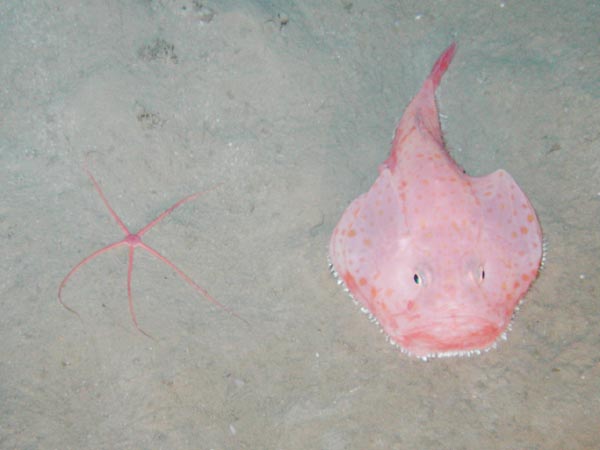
[541,238,548,270]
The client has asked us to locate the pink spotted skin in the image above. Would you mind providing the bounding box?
[328,43,543,359]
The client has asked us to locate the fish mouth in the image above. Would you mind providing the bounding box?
[399,316,503,356]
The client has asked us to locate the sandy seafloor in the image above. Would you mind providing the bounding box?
[1,1,599,448]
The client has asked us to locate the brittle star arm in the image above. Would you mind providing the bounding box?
[57,240,128,316]
[138,241,249,326]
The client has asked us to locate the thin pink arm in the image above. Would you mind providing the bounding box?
[137,183,222,238]
[84,167,131,236]
[126,246,154,339]
[58,240,127,314]
[139,242,249,326]
[138,192,203,237]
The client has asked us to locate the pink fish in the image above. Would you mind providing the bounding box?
[329,43,543,359]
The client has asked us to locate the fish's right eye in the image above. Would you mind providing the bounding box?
[413,273,421,285]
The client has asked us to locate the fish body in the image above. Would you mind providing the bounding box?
[329,43,543,358]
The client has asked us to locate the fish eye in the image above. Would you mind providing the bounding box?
[480,267,485,282]
[413,273,421,285]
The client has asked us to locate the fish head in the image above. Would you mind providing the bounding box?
[376,222,524,357]
[329,167,543,358]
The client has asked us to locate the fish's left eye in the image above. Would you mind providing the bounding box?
[413,273,422,285]
[479,267,485,282]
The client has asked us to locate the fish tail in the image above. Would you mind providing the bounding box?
[429,42,457,89]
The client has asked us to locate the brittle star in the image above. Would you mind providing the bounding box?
[58,167,246,337]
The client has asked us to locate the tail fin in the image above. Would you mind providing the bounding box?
[429,42,457,89]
